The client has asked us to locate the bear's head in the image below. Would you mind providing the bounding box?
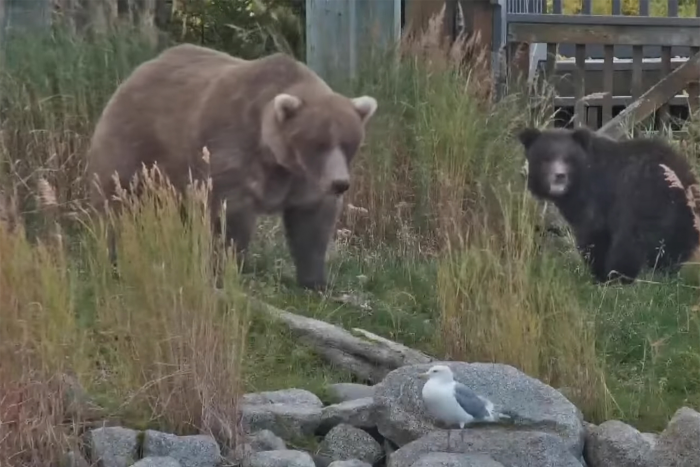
[517,127,593,200]
[262,91,378,197]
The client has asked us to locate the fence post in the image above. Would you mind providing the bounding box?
[490,0,506,99]
[306,0,401,86]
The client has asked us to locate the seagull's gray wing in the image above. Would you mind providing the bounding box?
[453,382,490,420]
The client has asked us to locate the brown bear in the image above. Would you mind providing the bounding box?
[86,43,378,291]
[517,126,700,285]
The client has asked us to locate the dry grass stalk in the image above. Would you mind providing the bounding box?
[661,163,700,263]
[0,159,248,464]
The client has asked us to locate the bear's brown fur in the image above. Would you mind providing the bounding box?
[86,43,378,290]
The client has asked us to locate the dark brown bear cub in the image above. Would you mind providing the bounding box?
[87,44,378,291]
[517,126,699,284]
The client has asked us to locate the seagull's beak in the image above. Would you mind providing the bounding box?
[418,371,430,379]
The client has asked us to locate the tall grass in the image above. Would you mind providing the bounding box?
[337,9,607,421]
[0,24,161,234]
[0,106,248,467]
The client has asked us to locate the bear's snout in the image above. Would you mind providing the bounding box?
[331,179,350,195]
[554,172,568,183]
[322,147,351,195]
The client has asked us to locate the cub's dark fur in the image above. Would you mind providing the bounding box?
[518,127,699,284]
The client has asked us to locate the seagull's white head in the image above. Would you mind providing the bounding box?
[420,364,455,383]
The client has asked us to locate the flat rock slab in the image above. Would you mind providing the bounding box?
[241,389,323,440]
[327,383,376,403]
[142,430,221,467]
[87,426,139,467]
[132,458,182,467]
[241,389,323,408]
[411,452,504,467]
[327,461,372,467]
[374,361,585,455]
[242,449,316,467]
[387,429,583,467]
[319,397,376,434]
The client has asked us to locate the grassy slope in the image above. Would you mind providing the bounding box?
[2,14,700,464]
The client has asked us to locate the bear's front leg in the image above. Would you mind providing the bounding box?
[283,196,342,291]
[213,206,258,274]
[575,230,611,283]
[603,234,646,284]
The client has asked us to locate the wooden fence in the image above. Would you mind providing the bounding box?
[505,0,700,135]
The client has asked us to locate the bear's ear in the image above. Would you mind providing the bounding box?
[517,128,541,150]
[273,93,303,123]
[571,127,593,152]
[351,96,378,125]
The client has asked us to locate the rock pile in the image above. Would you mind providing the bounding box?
[64,361,700,467]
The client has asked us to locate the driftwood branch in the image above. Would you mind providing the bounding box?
[236,292,434,384]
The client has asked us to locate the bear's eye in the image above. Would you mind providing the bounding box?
[341,141,359,159]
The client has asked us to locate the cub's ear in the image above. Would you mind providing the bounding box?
[517,127,541,150]
[273,93,303,123]
[571,127,593,152]
[351,96,378,125]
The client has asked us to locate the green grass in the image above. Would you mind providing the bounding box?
[2,14,700,465]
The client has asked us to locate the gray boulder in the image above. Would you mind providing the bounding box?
[328,459,372,467]
[132,458,182,467]
[319,397,376,433]
[242,450,316,467]
[583,420,653,467]
[387,429,583,467]
[327,383,376,403]
[241,389,324,407]
[374,361,584,455]
[327,461,372,467]
[247,429,287,451]
[86,426,139,467]
[412,453,504,467]
[649,406,700,467]
[319,424,383,465]
[142,430,221,467]
[240,389,323,440]
[641,432,658,449]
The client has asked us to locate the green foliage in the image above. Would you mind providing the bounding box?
[169,0,304,59]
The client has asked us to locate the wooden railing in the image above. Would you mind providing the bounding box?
[506,0,700,134]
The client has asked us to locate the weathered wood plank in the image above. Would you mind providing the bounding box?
[598,51,700,139]
[659,0,678,126]
[546,43,557,78]
[582,0,592,14]
[612,0,621,15]
[555,95,690,107]
[688,0,700,114]
[603,45,614,124]
[507,13,700,27]
[508,23,700,47]
[639,0,650,15]
[600,0,621,126]
[404,0,447,37]
[574,44,586,128]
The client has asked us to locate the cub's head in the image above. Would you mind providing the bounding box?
[517,127,593,200]
[263,91,378,196]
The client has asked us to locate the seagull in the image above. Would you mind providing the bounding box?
[419,364,511,429]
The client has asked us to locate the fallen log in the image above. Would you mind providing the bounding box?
[231,291,435,384]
